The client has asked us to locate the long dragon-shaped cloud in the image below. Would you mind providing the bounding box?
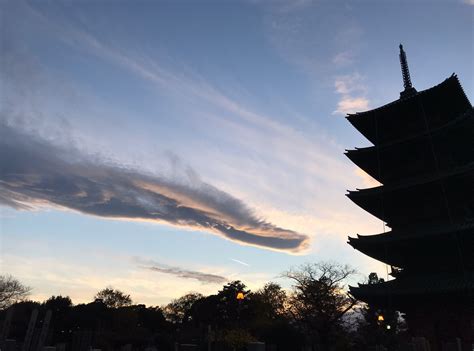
[0,122,309,253]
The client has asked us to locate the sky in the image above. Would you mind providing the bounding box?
[1,0,473,306]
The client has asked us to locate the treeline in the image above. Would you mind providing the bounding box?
[0,263,409,351]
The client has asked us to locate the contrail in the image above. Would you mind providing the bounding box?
[230,258,250,267]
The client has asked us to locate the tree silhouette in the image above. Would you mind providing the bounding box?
[284,262,357,350]
[0,274,31,309]
[94,287,132,308]
[44,295,73,311]
[251,282,287,319]
[163,292,203,324]
[216,281,250,325]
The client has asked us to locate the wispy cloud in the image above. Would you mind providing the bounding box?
[134,257,227,284]
[463,0,474,5]
[262,1,363,77]
[334,73,367,95]
[332,51,354,67]
[334,97,370,115]
[3,252,232,305]
[0,122,309,252]
[333,73,370,115]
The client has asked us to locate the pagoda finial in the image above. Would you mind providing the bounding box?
[398,44,417,98]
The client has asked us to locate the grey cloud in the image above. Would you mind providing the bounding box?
[0,122,309,252]
[134,257,227,284]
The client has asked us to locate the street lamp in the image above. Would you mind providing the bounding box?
[236,291,245,329]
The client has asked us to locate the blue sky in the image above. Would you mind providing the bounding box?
[1,0,472,306]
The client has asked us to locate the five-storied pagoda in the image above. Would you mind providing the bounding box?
[346,45,473,349]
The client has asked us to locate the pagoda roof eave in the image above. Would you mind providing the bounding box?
[347,161,474,195]
[348,221,474,242]
[347,223,474,266]
[346,107,473,152]
[345,73,467,120]
[346,74,472,144]
[349,271,474,299]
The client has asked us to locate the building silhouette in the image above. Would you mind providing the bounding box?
[346,45,473,349]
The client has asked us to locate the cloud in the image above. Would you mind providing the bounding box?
[334,97,370,115]
[2,3,374,256]
[0,122,309,253]
[3,252,231,305]
[463,0,474,4]
[134,257,227,284]
[332,51,354,67]
[333,73,370,115]
[334,73,367,95]
[262,1,363,77]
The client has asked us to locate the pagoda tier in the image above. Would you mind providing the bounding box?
[347,164,474,227]
[346,75,471,145]
[347,222,474,270]
[346,47,473,348]
[345,109,474,183]
[349,271,474,310]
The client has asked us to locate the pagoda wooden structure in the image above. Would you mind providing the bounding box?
[346,45,473,349]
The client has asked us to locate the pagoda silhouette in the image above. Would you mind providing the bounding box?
[346,45,473,348]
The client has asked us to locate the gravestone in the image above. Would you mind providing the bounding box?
[411,337,431,351]
[0,307,14,341]
[3,339,17,351]
[22,309,38,351]
[37,310,52,351]
[247,342,265,351]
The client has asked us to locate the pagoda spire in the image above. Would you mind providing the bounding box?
[399,44,417,98]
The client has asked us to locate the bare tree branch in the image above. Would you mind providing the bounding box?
[0,275,31,309]
[282,262,358,346]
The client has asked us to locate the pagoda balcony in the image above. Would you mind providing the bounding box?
[349,271,474,309]
[347,75,471,145]
[346,164,474,227]
[347,222,474,269]
[345,109,474,183]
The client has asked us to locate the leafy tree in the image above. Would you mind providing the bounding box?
[163,292,203,324]
[284,262,357,350]
[186,281,252,335]
[188,293,220,326]
[43,296,74,342]
[216,281,250,326]
[249,282,303,349]
[0,275,31,309]
[251,282,287,319]
[94,287,132,308]
[44,295,73,311]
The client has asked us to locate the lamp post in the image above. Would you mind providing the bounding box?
[236,291,244,328]
[233,292,245,351]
